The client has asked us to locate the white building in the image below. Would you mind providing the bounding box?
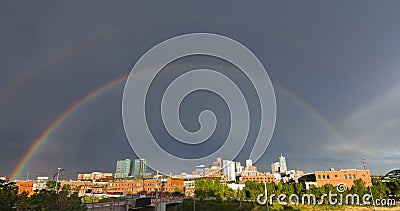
[245,159,253,168]
[223,160,236,181]
[33,176,48,191]
[279,154,287,173]
[271,154,287,174]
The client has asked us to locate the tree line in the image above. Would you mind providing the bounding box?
[0,180,86,210]
[194,178,400,204]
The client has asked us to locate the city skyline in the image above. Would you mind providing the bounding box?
[7,154,383,182]
[1,1,400,179]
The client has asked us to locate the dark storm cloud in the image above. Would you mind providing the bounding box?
[1,1,400,179]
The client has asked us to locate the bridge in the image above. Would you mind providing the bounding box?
[85,198,183,211]
[153,200,183,211]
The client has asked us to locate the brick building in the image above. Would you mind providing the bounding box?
[15,181,35,196]
[241,173,276,184]
[315,169,372,188]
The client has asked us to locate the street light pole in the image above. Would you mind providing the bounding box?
[55,168,65,192]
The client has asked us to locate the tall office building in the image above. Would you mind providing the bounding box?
[223,160,236,181]
[115,159,133,178]
[132,159,147,179]
[115,158,148,179]
[271,154,288,174]
[278,154,287,173]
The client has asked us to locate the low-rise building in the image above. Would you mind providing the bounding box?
[241,173,276,184]
[77,172,113,181]
[15,181,35,196]
[15,177,49,196]
[107,179,139,195]
[106,177,184,196]
[33,177,48,192]
[61,180,108,197]
[299,169,372,189]
[144,177,184,195]
[315,169,372,188]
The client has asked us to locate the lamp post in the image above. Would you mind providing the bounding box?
[54,167,65,192]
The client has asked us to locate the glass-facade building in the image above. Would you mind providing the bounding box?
[132,159,147,179]
[114,158,148,179]
[114,159,134,178]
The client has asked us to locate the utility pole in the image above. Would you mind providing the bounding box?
[239,188,242,210]
[139,160,146,196]
[362,157,376,211]
[263,173,269,211]
[155,170,159,199]
[142,165,145,194]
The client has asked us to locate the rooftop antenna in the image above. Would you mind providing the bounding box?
[362,156,367,170]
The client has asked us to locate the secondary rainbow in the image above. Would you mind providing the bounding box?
[11,75,127,180]
[11,77,352,180]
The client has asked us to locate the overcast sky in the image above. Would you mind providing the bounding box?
[1,1,400,180]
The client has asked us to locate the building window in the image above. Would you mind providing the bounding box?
[322,175,326,179]
[327,175,330,179]
[335,175,338,178]
[318,175,321,179]
[344,175,347,179]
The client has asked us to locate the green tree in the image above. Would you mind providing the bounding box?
[321,184,336,195]
[244,180,263,199]
[385,179,400,197]
[282,182,295,196]
[371,178,388,199]
[350,179,368,196]
[275,181,284,195]
[29,182,86,211]
[293,182,304,195]
[16,191,30,210]
[0,180,19,210]
[194,179,232,199]
[307,184,322,198]
[29,188,58,210]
